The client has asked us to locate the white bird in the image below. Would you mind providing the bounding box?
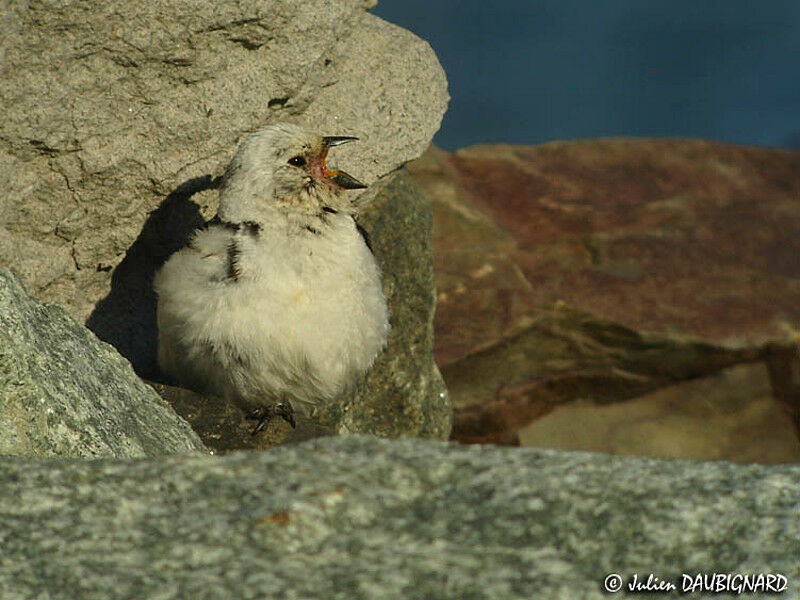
[154,123,389,431]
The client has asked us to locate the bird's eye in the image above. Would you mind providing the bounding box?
[288,155,306,167]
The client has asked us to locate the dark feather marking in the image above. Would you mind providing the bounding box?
[206,339,248,366]
[305,225,320,235]
[226,238,241,281]
[208,216,261,237]
[240,221,261,236]
[318,206,337,225]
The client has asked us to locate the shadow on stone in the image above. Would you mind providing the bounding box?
[145,381,334,453]
[765,343,800,439]
[86,176,218,379]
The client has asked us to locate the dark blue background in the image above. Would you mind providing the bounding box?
[372,1,800,150]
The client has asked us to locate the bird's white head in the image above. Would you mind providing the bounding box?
[217,123,366,224]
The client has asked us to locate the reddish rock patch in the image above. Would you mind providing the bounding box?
[408,140,800,448]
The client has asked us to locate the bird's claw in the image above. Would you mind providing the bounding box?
[275,402,296,429]
[247,402,296,435]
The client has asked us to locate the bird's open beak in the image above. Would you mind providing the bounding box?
[322,136,359,148]
[317,136,367,190]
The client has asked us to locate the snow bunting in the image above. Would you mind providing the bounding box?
[154,123,389,431]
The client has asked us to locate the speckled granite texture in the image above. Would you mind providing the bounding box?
[1,436,797,599]
[0,269,205,457]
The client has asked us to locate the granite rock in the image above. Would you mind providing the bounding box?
[0,269,206,458]
[333,170,450,439]
[408,141,800,444]
[0,0,447,325]
[0,435,797,599]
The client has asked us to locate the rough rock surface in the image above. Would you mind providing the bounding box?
[0,269,206,458]
[333,171,450,439]
[407,141,800,444]
[520,363,800,463]
[0,0,447,324]
[0,436,797,599]
[150,171,451,451]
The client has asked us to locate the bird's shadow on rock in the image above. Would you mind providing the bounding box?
[86,175,219,380]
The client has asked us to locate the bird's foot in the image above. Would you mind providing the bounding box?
[246,402,296,434]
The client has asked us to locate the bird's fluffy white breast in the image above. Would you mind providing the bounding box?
[154,212,389,409]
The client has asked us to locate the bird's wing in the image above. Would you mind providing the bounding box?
[155,225,234,289]
[189,225,237,281]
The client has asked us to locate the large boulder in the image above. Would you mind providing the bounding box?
[408,141,800,445]
[0,269,206,457]
[0,435,797,599]
[0,0,447,361]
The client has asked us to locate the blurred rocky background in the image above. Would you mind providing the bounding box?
[376,0,800,463]
[408,140,800,462]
